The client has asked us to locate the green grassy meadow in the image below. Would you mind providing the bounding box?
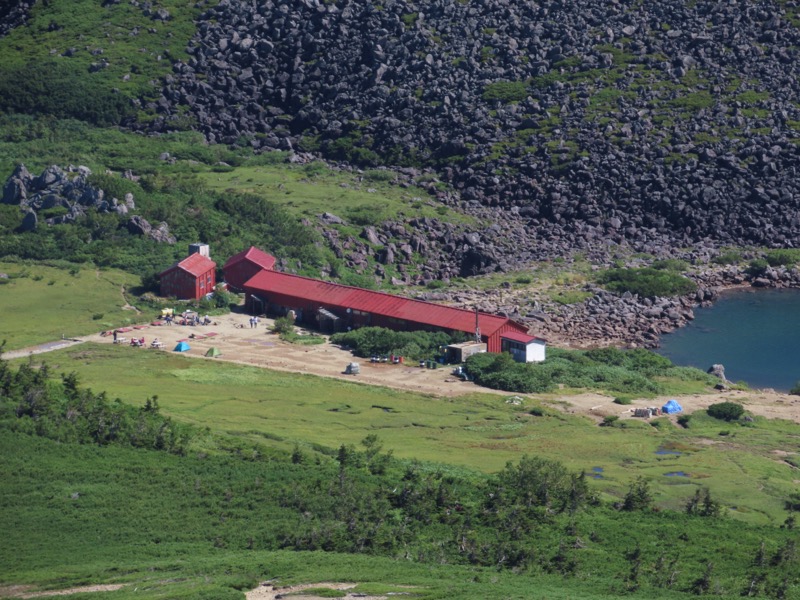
[0,261,142,349]
[198,163,472,226]
[15,341,798,526]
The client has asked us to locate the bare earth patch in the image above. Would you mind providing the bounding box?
[245,582,388,600]
[0,584,125,598]
[85,314,507,399]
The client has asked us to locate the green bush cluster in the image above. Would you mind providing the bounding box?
[482,80,530,103]
[765,249,800,268]
[331,327,463,360]
[712,249,743,265]
[746,258,769,277]
[0,60,133,126]
[0,362,188,453]
[465,347,713,395]
[598,267,697,298]
[706,402,745,422]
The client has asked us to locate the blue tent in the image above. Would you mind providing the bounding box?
[662,399,683,414]
[173,341,191,352]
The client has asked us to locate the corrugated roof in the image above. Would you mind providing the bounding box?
[223,246,276,271]
[161,253,216,278]
[501,331,544,344]
[244,269,527,337]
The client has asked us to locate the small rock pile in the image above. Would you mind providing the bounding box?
[1,164,175,244]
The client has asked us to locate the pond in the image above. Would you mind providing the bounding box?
[657,288,800,392]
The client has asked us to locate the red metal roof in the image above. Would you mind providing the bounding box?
[244,269,528,337]
[223,246,276,271]
[501,331,544,344]
[161,253,216,278]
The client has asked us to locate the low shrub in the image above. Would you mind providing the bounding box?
[677,414,692,428]
[331,327,463,361]
[790,381,800,396]
[613,397,633,405]
[598,267,697,298]
[464,347,705,396]
[652,259,690,272]
[601,415,620,427]
[746,258,769,278]
[712,249,743,265]
[765,249,800,267]
[707,402,745,422]
[482,80,529,103]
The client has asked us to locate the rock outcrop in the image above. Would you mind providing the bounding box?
[2,164,175,243]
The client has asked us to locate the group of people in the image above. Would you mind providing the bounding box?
[163,313,212,326]
[248,316,260,328]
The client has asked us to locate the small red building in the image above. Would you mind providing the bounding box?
[242,269,532,353]
[223,246,277,291]
[159,253,217,300]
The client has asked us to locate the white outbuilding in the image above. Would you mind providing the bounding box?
[500,331,547,363]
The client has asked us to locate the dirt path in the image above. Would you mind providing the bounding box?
[2,339,85,360]
[246,582,360,600]
[11,312,800,423]
[0,584,125,598]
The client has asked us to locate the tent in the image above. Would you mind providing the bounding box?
[205,347,221,358]
[662,399,683,414]
[173,341,191,352]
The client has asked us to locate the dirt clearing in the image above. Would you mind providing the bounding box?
[18,311,800,424]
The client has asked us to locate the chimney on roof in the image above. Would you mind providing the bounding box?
[189,243,210,258]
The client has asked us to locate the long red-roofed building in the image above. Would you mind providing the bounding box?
[242,267,539,354]
[159,252,216,300]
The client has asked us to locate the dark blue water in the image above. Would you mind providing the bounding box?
[657,288,800,392]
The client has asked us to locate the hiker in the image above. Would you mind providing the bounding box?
[113,330,117,342]
[254,316,260,328]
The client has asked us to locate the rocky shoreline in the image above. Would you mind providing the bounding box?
[421,263,800,351]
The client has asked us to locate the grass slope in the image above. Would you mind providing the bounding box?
[2,430,798,599]
[15,342,799,525]
[0,261,141,349]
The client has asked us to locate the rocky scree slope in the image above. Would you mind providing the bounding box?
[142,0,800,256]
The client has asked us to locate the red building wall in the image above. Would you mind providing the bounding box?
[225,261,264,291]
[161,266,216,300]
[485,321,529,353]
[193,266,216,299]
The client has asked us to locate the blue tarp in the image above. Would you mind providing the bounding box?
[174,341,191,352]
[662,399,683,414]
